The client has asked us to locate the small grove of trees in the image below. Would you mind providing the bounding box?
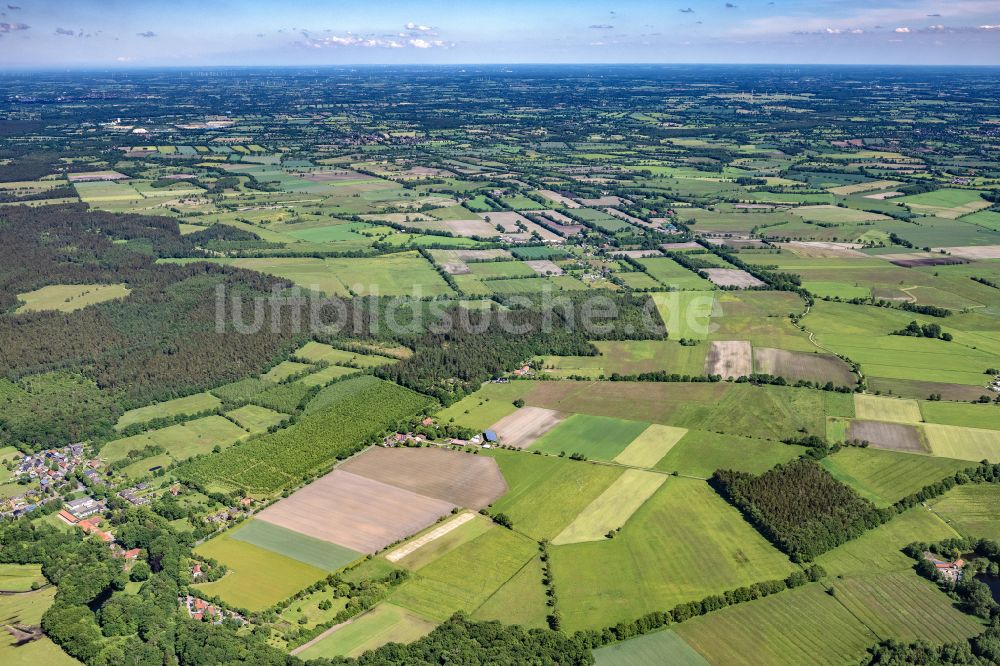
[891,320,953,342]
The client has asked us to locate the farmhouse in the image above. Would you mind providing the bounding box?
[925,552,965,582]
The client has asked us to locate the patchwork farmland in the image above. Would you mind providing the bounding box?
[5,62,1000,666]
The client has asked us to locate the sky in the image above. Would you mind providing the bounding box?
[0,0,999,68]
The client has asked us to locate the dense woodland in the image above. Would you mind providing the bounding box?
[711,459,891,561]
[0,205,304,449]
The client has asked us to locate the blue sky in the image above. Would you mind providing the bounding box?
[1,0,998,68]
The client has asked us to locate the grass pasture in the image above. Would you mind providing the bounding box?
[821,447,972,507]
[594,630,708,666]
[194,530,329,611]
[470,555,550,629]
[552,469,666,544]
[832,573,983,645]
[16,283,130,313]
[224,404,288,432]
[923,423,1000,462]
[388,527,538,622]
[115,392,221,430]
[655,430,806,478]
[613,424,687,468]
[488,450,623,541]
[0,587,78,666]
[296,603,437,660]
[550,478,796,632]
[815,508,959,577]
[929,484,1000,540]
[101,415,248,463]
[674,584,877,666]
[0,563,45,592]
[231,518,362,572]
[528,414,650,460]
[854,394,921,423]
[541,340,708,378]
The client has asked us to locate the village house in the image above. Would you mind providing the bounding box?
[64,496,106,521]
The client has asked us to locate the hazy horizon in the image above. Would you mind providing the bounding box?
[1,0,998,69]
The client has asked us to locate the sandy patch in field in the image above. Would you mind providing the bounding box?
[704,340,753,379]
[385,512,476,563]
[525,260,563,275]
[339,447,507,509]
[847,420,927,453]
[490,406,567,449]
[703,268,765,289]
[781,241,867,258]
[256,470,455,554]
[537,190,580,208]
[933,245,1000,260]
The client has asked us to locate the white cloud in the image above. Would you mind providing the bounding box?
[302,32,447,49]
[894,27,911,33]
[404,22,433,32]
[979,24,1000,30]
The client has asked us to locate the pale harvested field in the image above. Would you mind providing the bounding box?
[934,245,1000,260]
[754,348,855,386]
[477,211,531,231]
[864,191,905,200]
[580,196,630,207]
[828,180,901,196]
[611,249,662,259]
[385,512,477,563]
[339,447,507,509]
[923,424,1000,462]
[703,268,765,289]
[538,209,575,224]
[67,170,128,182]
[781,241,867,258]
[455,249,513,261]
[490,406,567,449]
[520,219,563,243]
[613,424,688,468]
[606,207,654,228]
[847,420,927,453]
[854,394,921,423]
[525,260,563,275]
[444,218,500,237]
[537,190,580,208]
[704,341,753,379]
[256,470,455,553]
[660,241,703,251]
